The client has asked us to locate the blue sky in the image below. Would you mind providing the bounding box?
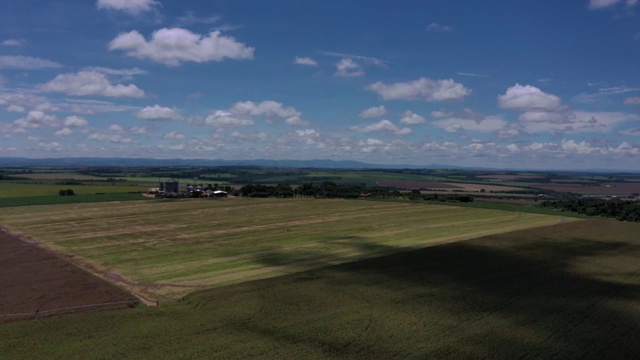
[1,0,640,170]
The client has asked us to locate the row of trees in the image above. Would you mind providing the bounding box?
[540,199,640,222]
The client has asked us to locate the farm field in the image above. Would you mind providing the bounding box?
[0,198,569,300]
[2,219,639,359]
[0,182,145,198]
[10,172,108,180]
[533,182,640,196]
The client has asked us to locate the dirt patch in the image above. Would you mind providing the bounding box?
[0,227,139,324]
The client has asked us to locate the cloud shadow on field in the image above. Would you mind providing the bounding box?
[244,220,640,359]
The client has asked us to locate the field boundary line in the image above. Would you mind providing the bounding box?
[0,300,140,319]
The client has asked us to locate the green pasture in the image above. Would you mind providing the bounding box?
[0,182,145,198]
[2,219,640,359]
[0,193,153,207]
[0,198,570,300]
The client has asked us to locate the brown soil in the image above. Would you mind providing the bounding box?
[377,180,461,189]
[0,227,139,324]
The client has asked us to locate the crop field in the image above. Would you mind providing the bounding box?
[0,182,145,198]
[10,172,107,180]
[0,198,568,300]
[534,182,640,195]
[2,219,639,359]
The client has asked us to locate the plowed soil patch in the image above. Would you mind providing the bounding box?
[0,228,138,324]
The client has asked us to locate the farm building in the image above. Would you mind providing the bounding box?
[159,179,179,194]
[213,190,228,197]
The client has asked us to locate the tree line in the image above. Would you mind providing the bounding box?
[540,199,640,222]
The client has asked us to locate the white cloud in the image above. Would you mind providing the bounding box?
[588,0,637,9]
[231,100,300,118]
[367,78,471,101]
[294,129,319,137]
[109,28,254,66]
[6,105,25,113]
[81,66,148,76]
[40,71,145,98]
[168,144,185,151]
[96,0,159,14]
[293,57,318,66]
[426,22,453,32]
[335,58,364,77]
[136,105,182,120]
[129,126,148,134]
[318,51,387,67]
[359,105,387,118]
[0,55,62,70]
[623,97,640,105]
[205,110,254,126]
[2,39,25,46]
[352,119,412,136]
[64,115,89,127]
[231,131,269,141]
[13,111,58,128]
[88,133,134,143]
[162,131,186,140]
[433,116,507,133]
[399,110,426,124]
[36,142,63,152]
[285,116,310,126]
[519,111,639,133]
[431,110,451,118]
[54,128,73,136]
[498,84,562,111]
[108,124,125,133]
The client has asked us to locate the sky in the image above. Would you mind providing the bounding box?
[1,0,640,170]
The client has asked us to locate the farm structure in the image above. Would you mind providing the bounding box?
[159,179,179,194]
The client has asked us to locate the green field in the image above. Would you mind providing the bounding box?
[0,198,569,300]
[0,182,145,198]
[2,219,639,359]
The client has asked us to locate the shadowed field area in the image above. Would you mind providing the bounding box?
[0,198,567,300]
[1,219,639,359]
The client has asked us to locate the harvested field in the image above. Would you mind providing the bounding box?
[534,182,640,195]
[11,173,106,180]
[477,174,544,181]
[377,180,461,189]
[0,198,569,300]
[2,219,639,359]
[0,228,138,323]
[378,180,524,192]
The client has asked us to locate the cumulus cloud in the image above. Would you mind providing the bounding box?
[426,22,453,32]
[0,55,62,70]
[351,119,412,136]
[6,105,25,113]
[129,126,148,134]
[36,142,63,152]
[109,28,254,66]
[162,131,186,140]
[284,116,310,126]
[13,111,58,128]
[88,133,134,143]
[54,128,73,136]
[335,58,364,77]
[399,110,427,125]
[64,115,89,127]
[205,110,254,126]
[498,84,562,111]
[433,116,507,133]
[359,105,387,118]
[40,71,145,98]
[431,110,451,118]
[293,57,318,66]
[367,78,471,101]
[136,105,182,120]
[231,100,300,118]
[108,124,125,133]
[96,0,159,14]
[318,51,388,67]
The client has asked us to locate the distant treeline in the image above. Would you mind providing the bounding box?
[239,181,474,202]
[540,199,640,222]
